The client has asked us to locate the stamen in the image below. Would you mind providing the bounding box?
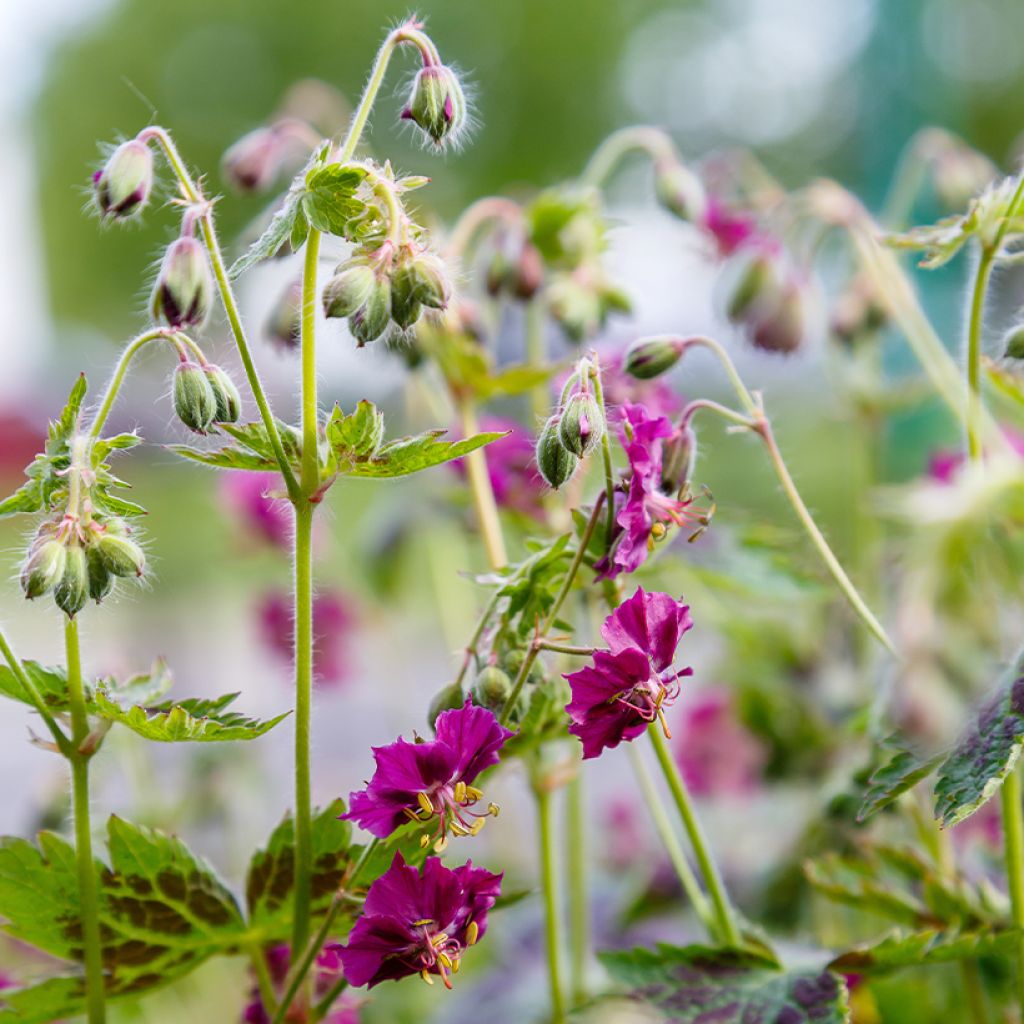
[488,802,500,818]
[466,921,479,946]
[433,835,449,853]
[437,952,454,969]
[465,785,484,801]
[470,818,486,836]
[452,958,461,974]
[417,792,434,815]
[657,706,672,740]
[412,918,435,927]
[420,969,434,986]
[453,781,467,803]
[403,807,421,822]
[420,834,431,849]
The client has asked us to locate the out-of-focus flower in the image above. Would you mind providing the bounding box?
[343,701,512,847]
[673,690,766,797]
[242,944,359,1023]
[604,797,646,871]
[221,472,292,550]
[927,428,1024,484]
[950,800,1002,850]
[565,587,693,759]
[338,854,502,989]
[257,589,357,687]
[591,350,683,426]
[700,196,759,257]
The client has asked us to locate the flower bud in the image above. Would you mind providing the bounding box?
[429,681,465,729]
[558,391,605,457]
[547,276,601,343]
[389,269,423,331]
[322,262,375,319]
[486,232,543,301]
[221,126,282,193]
[349,277,392,346]
[96,532,146,578]
[472,665,512,712]
[725,249,778,323]
[536,415,579,490]
[266,279,303,351]
[1005,325,1024,360]
[407,252,452,310]
[749,282,804,354]
[660,425,698,494]
[20,539,66,599]
[623,336,686,380]
[203,365,242,423]
[94,139,154,220]
[55,545,89,619]
[151,237,214,329]
[654,160,706,224]
[173,360,218,434]
[401,64,468,147]
[87,546,114,603]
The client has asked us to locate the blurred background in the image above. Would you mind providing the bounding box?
[1,0,1023,1019]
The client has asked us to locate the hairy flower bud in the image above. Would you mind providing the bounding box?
[96,532,146,578]
[322,262,375,319]
[151,237,214,329]
[1005,325,1024,360]
[221,126,283,193]
[349,277,392,346]
[623,336,687,380]
[536,415,579,490]
[749,282,805,354]
[86,545,114,603]
[486,232,544,301]
[203,365,242,423]
[173,360,218,434]
[725,249,778,323]
[654,160,706,224]
[401,64,468,146]
[94,139,153,220]
[55,545,89,619]
[472,665,512,712]
[428,680,465,729]
[20,539,66,599]
[558,391,605,457]
[266,279,303,351]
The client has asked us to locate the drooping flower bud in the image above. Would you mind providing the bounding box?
[623,336,687,380]
[472,665,512,712]
[389,269,423,331]
[55,545,89,619]
[151,237,214,329]
[401,64,468,147]
[20,539,66,599]
[536,415,579,490]
[654,160,706,224]
[266,279,303,351]
[829,274,888,347]
[1005,325,1024,360]
[725,248,779,323]
[558,391,605,457]
[203,365,242,423]
[428,680,465,729]
[173,360,218,434]
[660,424,698,494]
[749,281,805,354]
[486,231,544,301]
[86,546,114,603]
[349,277,392,347]
[322,262,375,319]
[94,139,154,220]
[96,532,146,578]
[221,126,283,193]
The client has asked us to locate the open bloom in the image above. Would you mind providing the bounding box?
[338,854,502,990]
[565,587,693,759]
[597,403,703,580]
[343,702,513,850]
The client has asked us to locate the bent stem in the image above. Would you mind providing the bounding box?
[458,399,508,570]
[565,774,589,1007]
[535,782,567,1024]
[580,125,677,190]
[66,617,107,1023]
[648,727,740,947]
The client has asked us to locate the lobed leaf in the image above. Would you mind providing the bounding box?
[342,430,507,479]
[0,661,73,709]
[302,163,368,236]
[857,743,945,822]
[230,191,302,278]
[828,927,1020,975]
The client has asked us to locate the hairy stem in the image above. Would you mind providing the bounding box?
[580,125,677,189]
[591,363,617,551]
[445,196,522,260]
[1002,750,1024,1010]
[649,727,740,947]
[66,617,106,1023]
[535,784,567,1024]
[565,774,589,1007]
[458,399,508,570]
[299,230,322,493]
[966,245,995,461]
[0,626,72,755]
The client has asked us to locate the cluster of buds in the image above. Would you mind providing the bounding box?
[535,355,606,489]
[323,241,451,345]
[723,243,807,354]
[93,138,154,221]
[21,514,145,617]
[547,269,631,344]
[171,357,241,434]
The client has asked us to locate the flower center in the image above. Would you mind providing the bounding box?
[407,917,480,989]
[611,671,681,739]
[403,780,500,852]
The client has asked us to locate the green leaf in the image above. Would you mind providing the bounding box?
[246,800,352,941]
[290,204,310,250]
[828,927,1020,975]
[600,944,850,1024]
[170,419,304,476]
[343,429,507,479]
[51,373,88,448]
[302,163,368,236]
[92,691,289,743]
[858,744,945,822]
[804,855,934,928]
[167,444,276,472]
[0,661,71,709]
[230,193,301,278]
[0,480,44,517]
[0,976,85,1024]
[934,647,1024,828]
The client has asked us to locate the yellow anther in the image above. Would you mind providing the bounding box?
[488,802,500,818]
[470,818,486,835]
[450,822,470,837]
[465,785,484,802]
[432,932,449,946]
[412,918,435,927]
[403,808,421,823]
[420,969,434,986]
[420,834,431,849]
[657,706,672,740]
[452,957,461,974]
[417,792,434,815]
[434,835,449,853]
[453,781,467,803]
[466,920,479,946]
[437,952,454,969]
[651,522,667,540]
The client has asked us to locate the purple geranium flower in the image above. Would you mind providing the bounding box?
[343,702,514,849]
[674,690,765,796]
[565,587,693,759]
[221,471,293,550]
[242,943,359,1023]
[700,196,760,257]
[338,853,502,990]
[597,403,702,580]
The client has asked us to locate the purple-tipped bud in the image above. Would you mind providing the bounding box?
[94,139,154,220]
[402,65,468,146]
[95,532,146,578]
[392,250,452,328]
[151,237,214,329]
[829,275,887,347]
[266,279,303,351]
[322,262,375,320]
[536,415,579,490]
[1005,325,1024,360]
[558,391,605,457]
[349,277,392,346]
[623,336,687,380]
[173,360,218,433]
[749,281,805,354]
[654,160,706,224]
[486,232,544,301]
[221,126,283,193]
[20,538,66,599]
[54,545,89,619]
[203,364,242,423]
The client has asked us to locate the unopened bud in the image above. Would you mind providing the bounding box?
[203,365,242,423]
[472,666,512,712]
[429,681,466,729]
[221,126,283,193]
[654,160,706,224]
[94,139,153,220]
[55,545,89,619]
[322,262,375,319]
[558,392,604,457]
[536,415,579,490]
[749,282,804,354]
[96,532,145,578]
[623,336,686,380]
[660,425,698,494]
[1005,325,1024,360]
[401,65,468,147]
[349,277,392,346]
[486,233,543,301]
[266,279,303,351]
[548,276,601,344]
[87,546,114,603]
[173,360,218,434]
[725,249,778,323]
[20,539,66,599]
[151,236,213,329]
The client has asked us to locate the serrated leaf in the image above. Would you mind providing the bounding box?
[934,647,1024,828]
[600,944,849,1024]
[230,192,302,278]
[302,163,368,236]
[828,927,1020,975]
[344,430,507,479]
[858,745,945,822]
[290,204,310,250]
[0,661,70,709]
[167,444,276,472]
[246,800,353,941]
[804,855,935,928]
[93,691,289,742]
[51,374,88,448]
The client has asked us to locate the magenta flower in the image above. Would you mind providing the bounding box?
[673,690,765,797]
[338,853,502,990]
[257,589,357,687]
[565,587,693,759]
[597,403,702,580]
[242,944,359,1023]
[928,427,1024,483]
[700,196,759,257]
[599,349,683,424]
[343,701,513,848]
[221,471,292,550]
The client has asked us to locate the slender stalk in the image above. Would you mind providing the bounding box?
[445,196,522,260]
[535,784,567,1024]
[247,945,279,1020]
[458,399,508,570]
[535,641,595,657]
[0,626,72,756]
[565,774,589,1007]
[273,898,343,1024]
[1002,763,1024,1010]
[311,977,349,1022]
[591,364,617,551]
[627,744,714,933]
[525,299,549,424]
[966,246,995,461]
[299,230,322,493]
[648,727,740,947]
[66,617,106,1023]
[580,125,676,189]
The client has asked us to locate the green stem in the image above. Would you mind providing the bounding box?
[445,196,522,260]
[961,959,989,1024]
[535,784,567,1024]
[311,977,349,1022]
[627,744,714,934]
[247,945,279,1020]
[1002,766,1024,1011]
[0,626,72,756]
[579,125,677,189]
[565,774,589,1007]
[966,246,995,461]
[299,230,322,493]
[525,299,548,424]
[66,617,106,1023]
[273,897,343,1024]
[458,399,508,570]
[535,641,594,657]
[648,727,740,947]
[591,364,617,551]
